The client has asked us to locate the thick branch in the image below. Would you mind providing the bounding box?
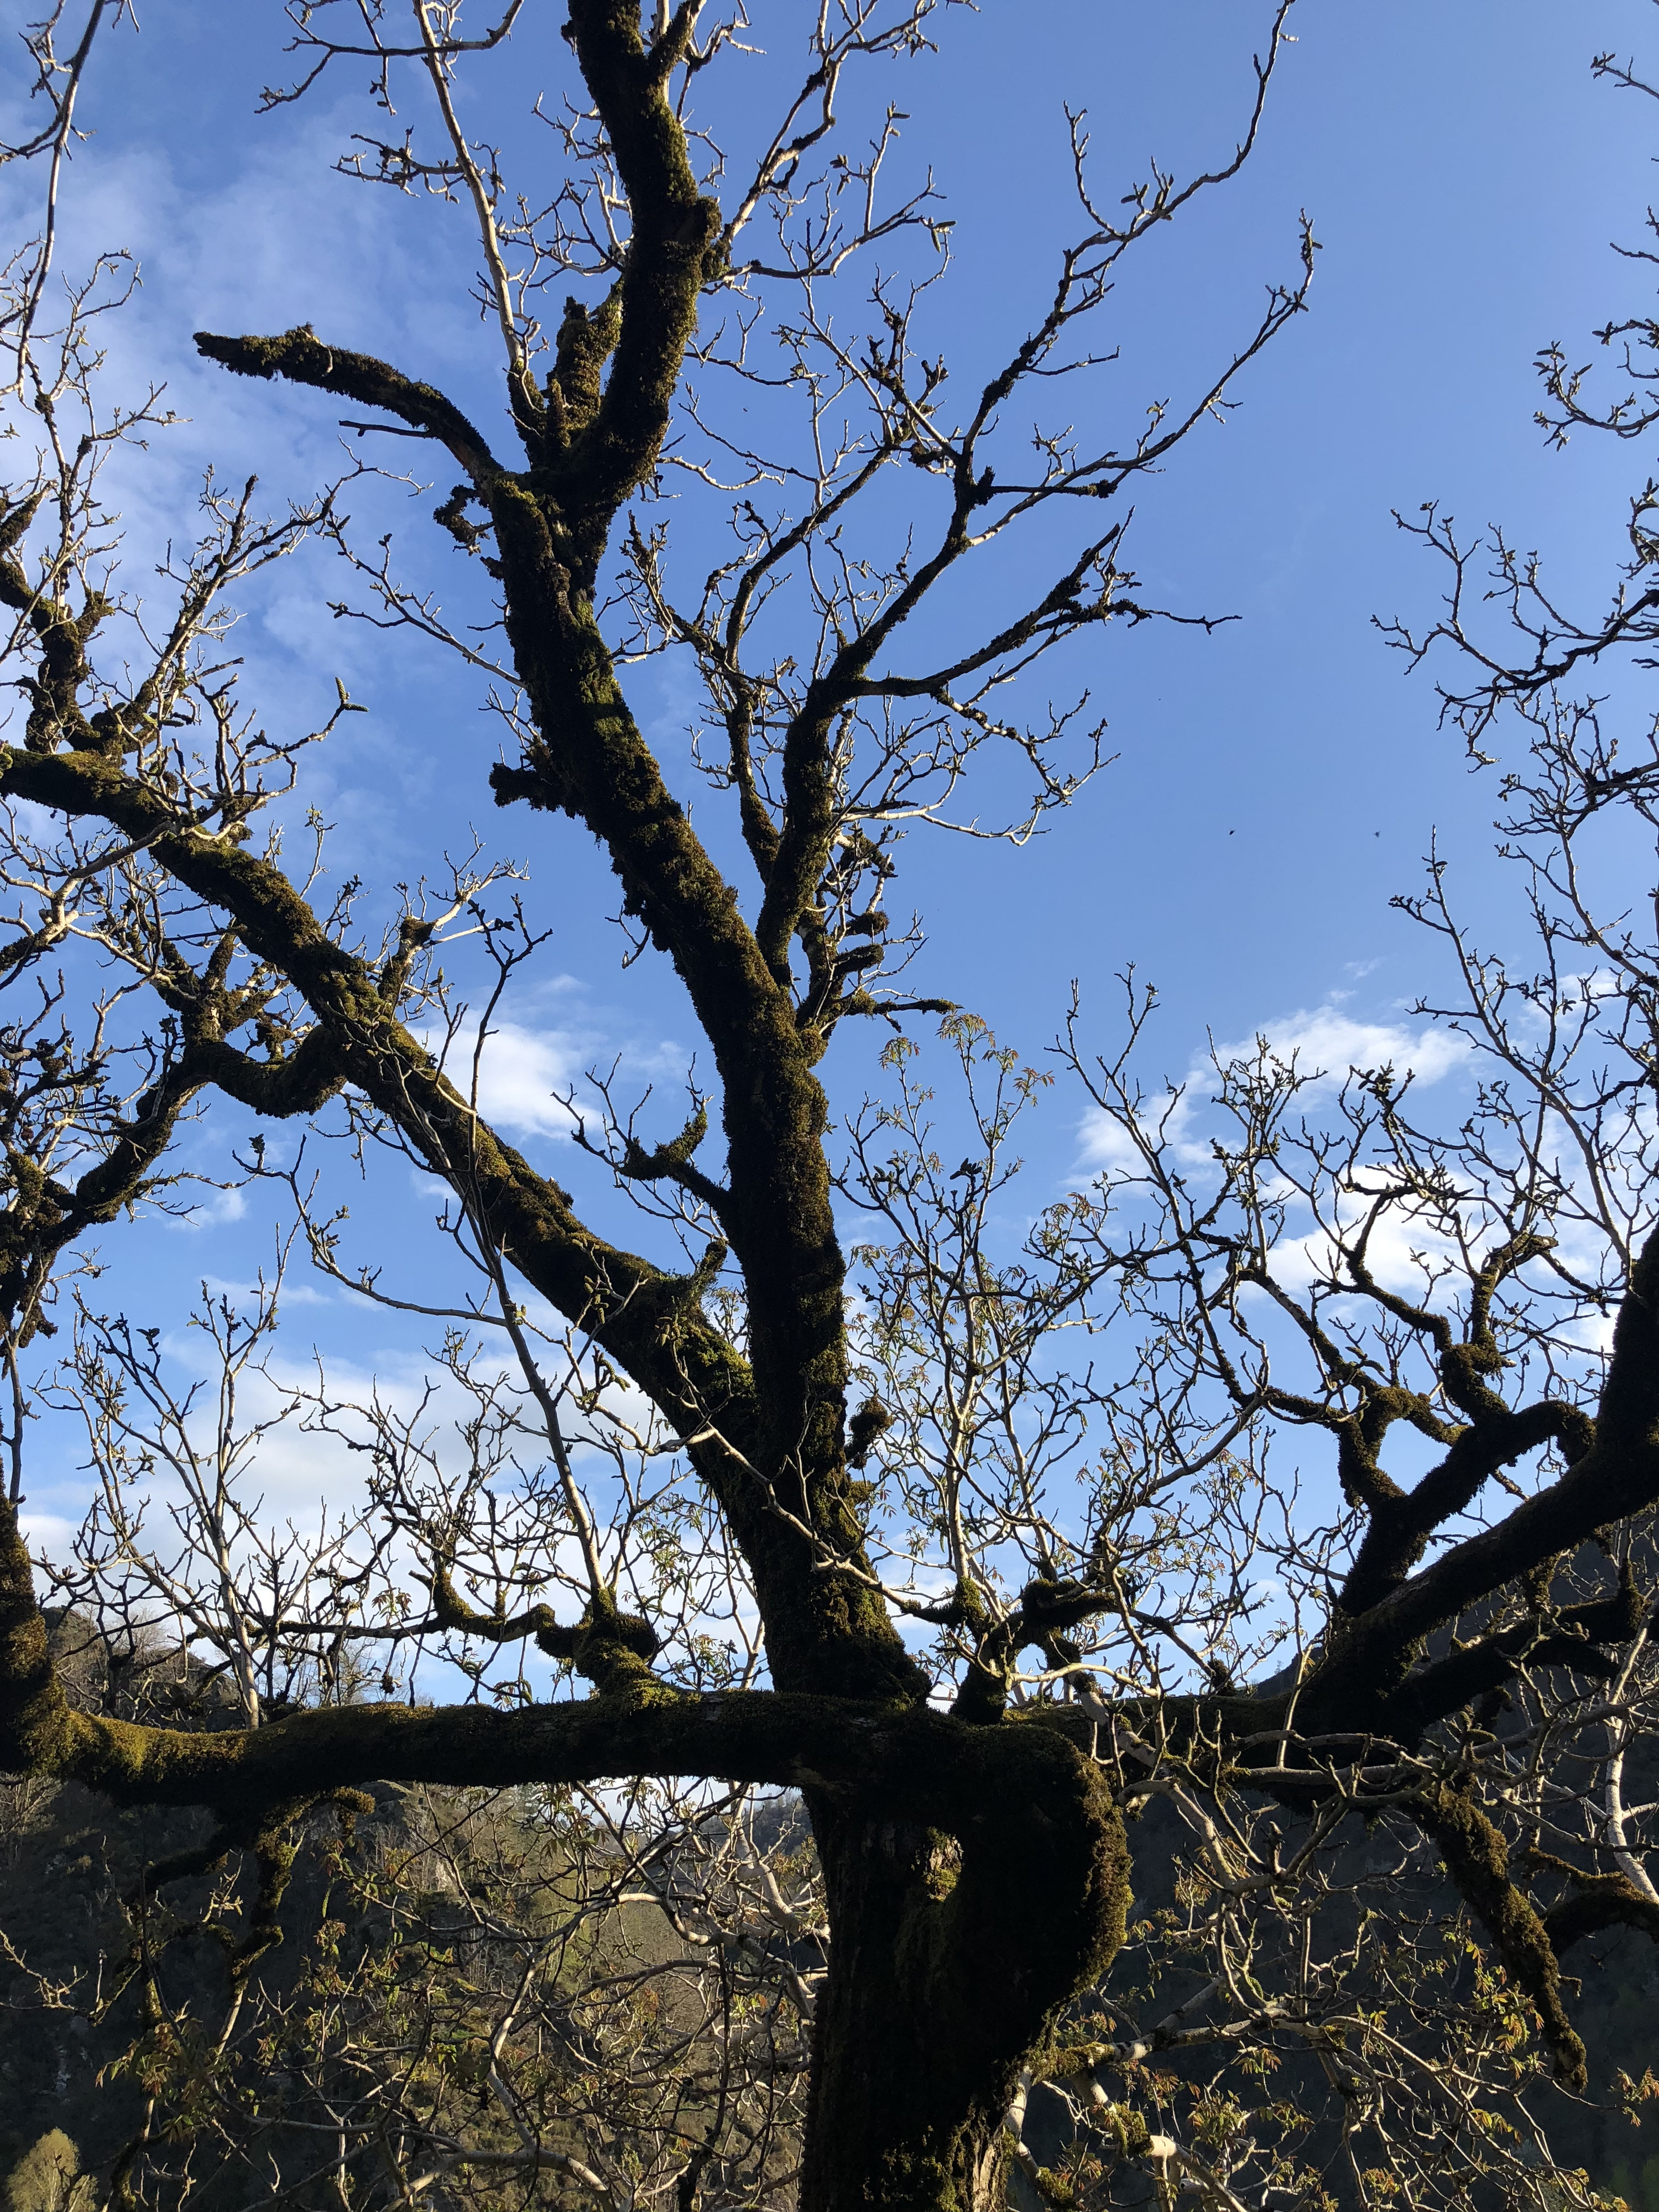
[0,1047,210,1344]
[0,743,743,1431]
[2,1490,1109,1940]
[1407,1780,1587,2089]
[0,742,917,1694]
[554,0,723,579]
[1377,1583,1644,1739]
[1339,1396,1599,1619]
[1536,1860,1659,1956]
[193,327,502,482]
[1304,1227,1659,1725]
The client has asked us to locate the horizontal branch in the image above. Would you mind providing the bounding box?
[1537,1859,1659,1955]
[1378,1582,1644,1739]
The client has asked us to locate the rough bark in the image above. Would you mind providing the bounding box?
[802,1732,1129,2212]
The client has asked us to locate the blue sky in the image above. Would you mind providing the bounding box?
[3,0,1655,1587]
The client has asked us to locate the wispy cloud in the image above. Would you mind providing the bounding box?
[418,985,696,1147]
[1077,995,1467,1173]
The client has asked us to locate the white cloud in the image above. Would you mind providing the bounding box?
[417,982,699,1147]
[161,1181,249,1233]
[1076,997,1467,1173]
[1220,1003,1466,1091]
[1255,1187,1463,1302]
[1076,1082,1199,1175]
[18,1511,78,1556]
[424,1015,586,1139]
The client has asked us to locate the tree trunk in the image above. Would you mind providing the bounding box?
[799,1726,1130,2212]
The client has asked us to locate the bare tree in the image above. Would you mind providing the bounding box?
[9,4,1659,2210]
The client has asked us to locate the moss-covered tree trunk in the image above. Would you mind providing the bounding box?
[799,1731,1131,2212]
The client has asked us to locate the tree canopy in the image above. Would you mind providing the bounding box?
[6,6,1659,2210]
